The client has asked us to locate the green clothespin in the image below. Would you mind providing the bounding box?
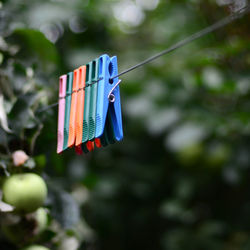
[89,58,99,140]
[63,72,73,150]
[82,63,92,143]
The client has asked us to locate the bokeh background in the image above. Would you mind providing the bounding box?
[0,0,250,249]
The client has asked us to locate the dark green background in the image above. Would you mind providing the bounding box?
[0,0,250,249]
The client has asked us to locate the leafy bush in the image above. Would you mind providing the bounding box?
[0,0,250,249]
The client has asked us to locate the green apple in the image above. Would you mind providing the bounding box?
[2,173,47,213]
[21,245,49,250]
[36,207,48,232]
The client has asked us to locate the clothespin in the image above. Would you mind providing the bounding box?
[57,54,123,154]
[89,58,99,141]
[74,66,86,155]
[106,112,116,144]
[68,68,80,148]
[63,72,73,151]
[95,54,123,141]
[57,74,67,154]
[82,62,94,152]
[93,56,115,148]
[100,112,116,146]
[75,66,86,147]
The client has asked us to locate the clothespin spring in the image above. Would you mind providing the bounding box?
[108,79,122,103]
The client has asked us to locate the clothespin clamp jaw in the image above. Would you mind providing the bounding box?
[95,54,123,141]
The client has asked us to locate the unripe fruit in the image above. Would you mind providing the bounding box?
[2,173,47,213]
[21,245,49,250]
[36,208,48,232]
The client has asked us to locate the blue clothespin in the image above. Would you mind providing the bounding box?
[95,54,123,141]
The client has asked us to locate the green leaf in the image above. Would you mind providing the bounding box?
[34,154,46,168]
[23,158,36,169]
[0,160,10,177]
[0,127,8,148]
[8,93,38,133]
[0,200,15,212]
[0,94,11,133]
[10,28,59,69]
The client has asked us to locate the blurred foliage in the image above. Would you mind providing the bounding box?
[0,0,250,249]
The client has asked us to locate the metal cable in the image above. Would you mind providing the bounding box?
[36,4,250,114]
[110,4,250,79]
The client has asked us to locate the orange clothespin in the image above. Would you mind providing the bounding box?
[75,66,86,154]
[75,66,86,147]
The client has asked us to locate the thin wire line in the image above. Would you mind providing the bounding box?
[111,4,250,79]
[37,102,59,113]
[36,4,250,114]
[37,77,103,113]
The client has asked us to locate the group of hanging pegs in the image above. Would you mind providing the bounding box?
[57,54,123,154]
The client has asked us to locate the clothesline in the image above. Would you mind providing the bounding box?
[37,4,250,114]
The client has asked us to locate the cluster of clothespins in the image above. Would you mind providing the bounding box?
[57,54,123,154]
[54,6,248,155]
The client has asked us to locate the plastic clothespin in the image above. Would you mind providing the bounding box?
[87,58,100,152]
[95,137,102,148]
[74,66,86,155]
[75,145,83,155]
[89,58,99,140]
[92,57,116,148]
[93,60,102,148]
[106,112,116,144]
[86,141,94,152]
[95,54,123,141]
[68,68,80,148]
[82,62,94,152]
[63,72,73,151]
[100,112,116,147]
[75,66,86,147]
[82,143,89,153]
[57,74,67,154]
